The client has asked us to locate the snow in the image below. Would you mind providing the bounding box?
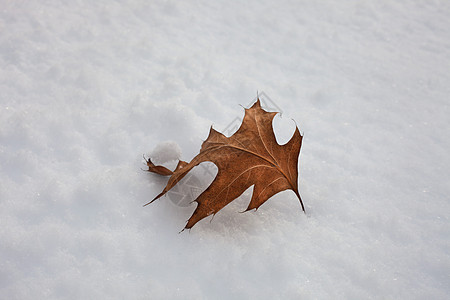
[1,0,450,299]
[149,141,182,165]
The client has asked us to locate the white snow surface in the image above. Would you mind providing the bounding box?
[1,1,450,299]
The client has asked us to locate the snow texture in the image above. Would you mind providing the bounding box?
[1,1,450,299]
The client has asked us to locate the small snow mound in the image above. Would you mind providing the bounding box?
[149,141,182,164]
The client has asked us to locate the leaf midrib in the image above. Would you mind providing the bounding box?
[205,143,296,191]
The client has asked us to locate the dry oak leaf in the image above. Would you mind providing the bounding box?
[145,99,304,230]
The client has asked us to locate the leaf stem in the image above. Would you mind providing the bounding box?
[294,189,305,212]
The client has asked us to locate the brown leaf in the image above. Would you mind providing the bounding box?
[145,99,304,230]
[146,158,188,176]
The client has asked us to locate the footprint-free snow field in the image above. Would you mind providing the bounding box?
[1,1,449,299]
